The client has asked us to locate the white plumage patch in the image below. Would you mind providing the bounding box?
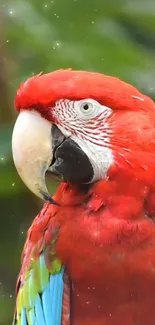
[52,98,113,182]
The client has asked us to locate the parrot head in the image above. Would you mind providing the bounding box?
[12,69,155,204]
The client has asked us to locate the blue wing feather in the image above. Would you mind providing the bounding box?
[21,309,27,325]
[42,281,51,325]
[35,294,46,325]
[15,255,65,325]
[41,269,64,325]
[50,268,64,325]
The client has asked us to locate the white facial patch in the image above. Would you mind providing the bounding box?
[52,98,113,182]
[72,136,113,182]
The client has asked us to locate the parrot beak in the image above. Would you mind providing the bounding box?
[12,110,58,204]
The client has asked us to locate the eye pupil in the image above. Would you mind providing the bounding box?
[83,103,89,110]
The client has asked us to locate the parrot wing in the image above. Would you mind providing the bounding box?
[13,203,70,325]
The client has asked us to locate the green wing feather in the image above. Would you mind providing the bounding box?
[13,204,66,325]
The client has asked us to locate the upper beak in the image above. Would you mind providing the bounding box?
[12,110,57,203]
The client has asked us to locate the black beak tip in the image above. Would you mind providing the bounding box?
[40,191,59,205]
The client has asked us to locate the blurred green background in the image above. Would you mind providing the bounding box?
[1,0,155,323]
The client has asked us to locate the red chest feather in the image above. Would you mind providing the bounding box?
[55,181,155,325]
[25,180,155,325]
[56,210,155,325]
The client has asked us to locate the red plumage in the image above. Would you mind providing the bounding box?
[20,180,155,325]
[15,69,153,112]
[15,69,155,324]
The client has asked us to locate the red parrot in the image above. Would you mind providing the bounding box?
[12,69,155,325]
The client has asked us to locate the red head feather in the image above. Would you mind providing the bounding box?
[15,69,154,112]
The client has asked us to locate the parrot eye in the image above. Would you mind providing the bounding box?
[78,99,99,119]
[82,103,90,111]
[80,101,93,114]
